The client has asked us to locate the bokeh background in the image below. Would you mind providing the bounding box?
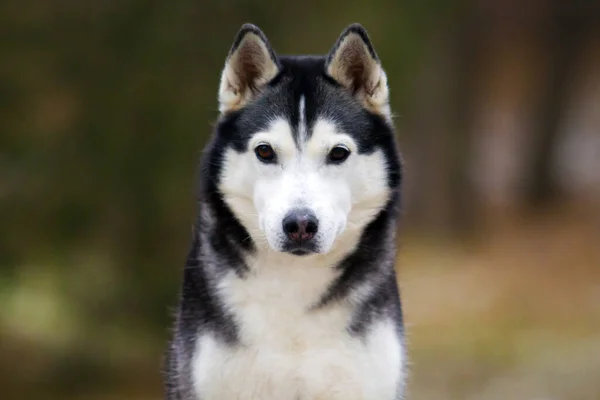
[2,1,600,399]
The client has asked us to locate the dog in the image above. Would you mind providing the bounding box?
[164,23,407,400]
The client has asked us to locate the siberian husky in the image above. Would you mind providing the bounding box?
[164,23,407,400]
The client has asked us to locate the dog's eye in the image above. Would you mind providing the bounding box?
[255,144,276,163]
[328,146,351,164]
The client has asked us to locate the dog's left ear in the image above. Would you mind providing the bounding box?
[325,24,390,118]
[218,24,280,114]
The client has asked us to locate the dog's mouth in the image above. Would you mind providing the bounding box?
[282,241,318,256]
[289,249,312,256]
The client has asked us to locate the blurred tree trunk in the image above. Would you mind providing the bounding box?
[526,2,592,208]
[405,28,458,236]
[447,12,481,235]
[405,10,479,237]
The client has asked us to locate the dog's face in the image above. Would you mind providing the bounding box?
[211,24,400,257]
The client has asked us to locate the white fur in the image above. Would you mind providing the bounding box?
[298,95,307,142]
[218,117,390,256]
[193,252,405,400]
[198,116,404,399]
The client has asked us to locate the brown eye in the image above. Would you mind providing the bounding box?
[255,144,276,163]
[328,145,350,163]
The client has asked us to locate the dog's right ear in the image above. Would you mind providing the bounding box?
[218,24,280,114]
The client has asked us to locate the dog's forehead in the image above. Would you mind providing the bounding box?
[232,56,391,154]
[256,114,346,153]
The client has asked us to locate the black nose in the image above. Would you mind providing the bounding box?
[282,209,319,242]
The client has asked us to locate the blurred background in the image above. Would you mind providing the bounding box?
[1,1,599,399]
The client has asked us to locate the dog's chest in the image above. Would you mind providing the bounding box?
[191,264,404,400]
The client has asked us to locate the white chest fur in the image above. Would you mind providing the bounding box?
[192,257,405,400]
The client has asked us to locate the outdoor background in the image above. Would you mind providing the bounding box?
[1,1,600,399]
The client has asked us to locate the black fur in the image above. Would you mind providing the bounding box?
[164,23,404,399]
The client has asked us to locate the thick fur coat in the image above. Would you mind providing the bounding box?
[164,23,407,400]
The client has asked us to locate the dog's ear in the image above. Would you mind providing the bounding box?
[218,24,280,114]
[325,24,390,118]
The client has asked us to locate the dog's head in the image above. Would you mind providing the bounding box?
[208,24,401,257]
